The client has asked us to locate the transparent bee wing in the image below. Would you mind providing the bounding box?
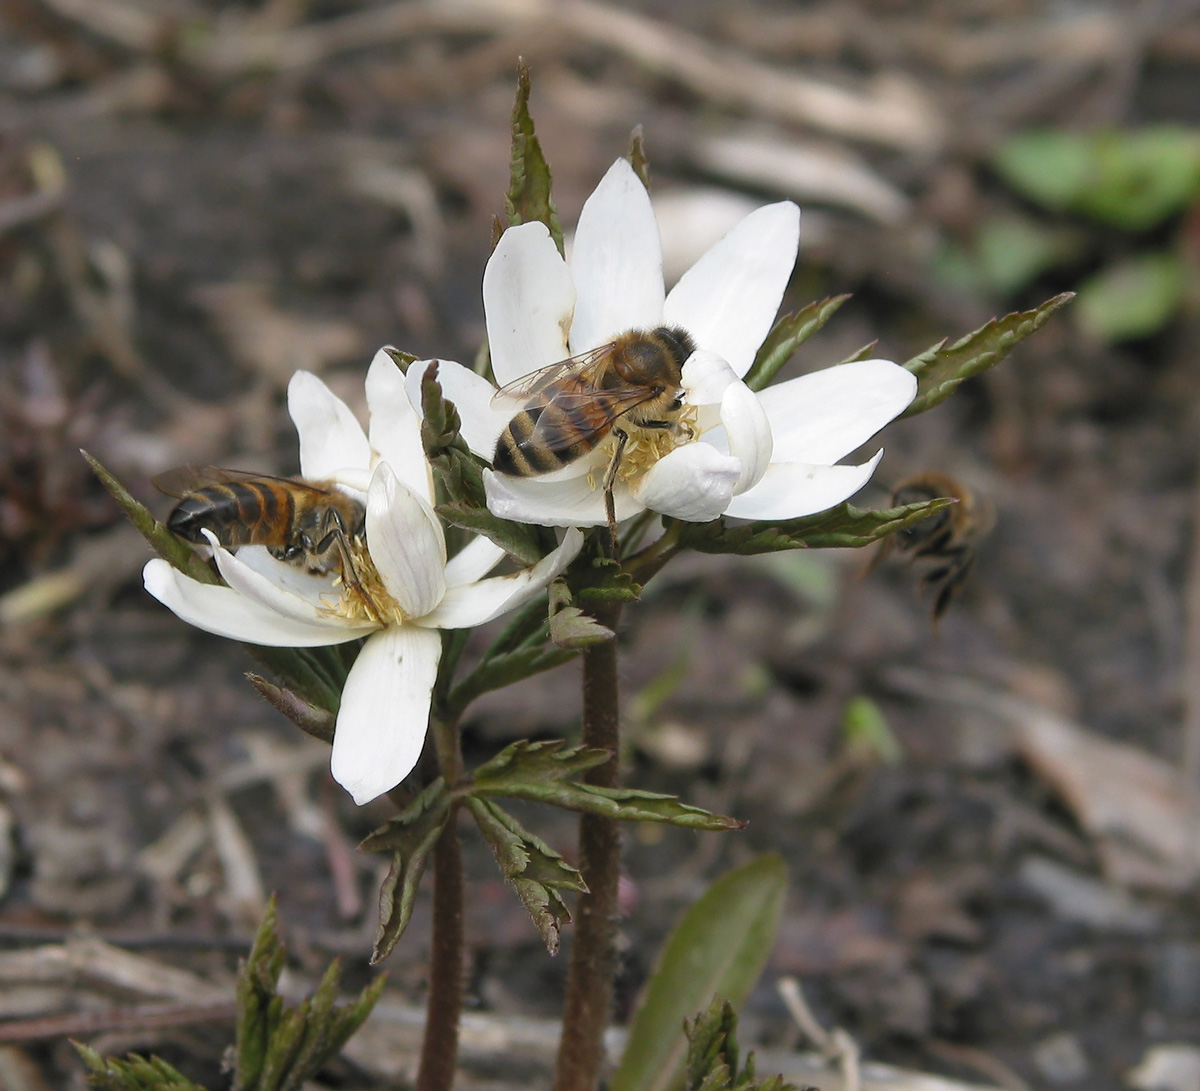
[152,465,334,497]
[490,343,616,404]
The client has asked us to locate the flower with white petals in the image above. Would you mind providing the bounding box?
[143,351,582,805]
[407,159,917,529]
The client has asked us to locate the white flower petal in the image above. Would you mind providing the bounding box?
[484,221,575,387]
[205,532,347,626]
[366,463,447,618]
[484,469,640,528]
[723,450,885,521]
[233,545,341,608]
[681,349,739,408]
[288,371,370,480]
[757,360,916,464]
[630,442,740,521]
[663,202,800,378]
[443,535,506,588]
[405,358,511,461]
[366,349,433,505]
[330,625,442,805]
[720,380,773,494]
[144,560,370,646]
[422,528,584,629]
[568,159,665,353]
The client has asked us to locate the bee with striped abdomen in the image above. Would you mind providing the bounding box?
[492,326,696,543]
[154,466,375,612]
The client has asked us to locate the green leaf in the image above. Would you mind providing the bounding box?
[836,340,878,364]
[418,362,489,510]
[683,998,807,1091]
[507,58,563,253]
[75,1044,209,1090]
[611,855,788,1091]
[471,749,744,830]
[360,780,451,963]
[465,796,586,954]
[246,674,335,743]
[992,130,1094,213]
[994,127,1200,231]
[678,498,953,556]
[1076,251,1186,342]
[901,292,1074,417]
[382,346,418,369]
[743,296,851,392]
[973,213,1085,297]
[629,124,650,188]
[549,580,616,648]
[234,898,286,1090]
[437,500,546,566]
[447,642,578,715]
[841,695,902,765]
[82,449,216,583]
[472,738,612,787]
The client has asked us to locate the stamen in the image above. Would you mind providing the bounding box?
[321,539,404,626]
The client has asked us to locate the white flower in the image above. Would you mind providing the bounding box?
[143,351,582,805]
[407,159,917,528]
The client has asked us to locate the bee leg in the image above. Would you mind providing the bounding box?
[314,513,382,622]
[602,428,630,553]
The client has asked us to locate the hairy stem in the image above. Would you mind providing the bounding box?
[415,718,465,1091]
[553,600,624,1091]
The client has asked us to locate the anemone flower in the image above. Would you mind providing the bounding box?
[144,351,582,805]
[406,159,916,530]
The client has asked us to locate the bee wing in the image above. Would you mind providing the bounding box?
[491,343,618,404]
[152,465,334,497]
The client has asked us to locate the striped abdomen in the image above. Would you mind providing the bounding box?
[167,482,295,549]
[494,389,614,476]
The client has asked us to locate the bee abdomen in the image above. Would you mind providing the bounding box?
[495,405,597,475]
[168,483,290,547]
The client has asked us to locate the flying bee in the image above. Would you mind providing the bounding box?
[153,466,377,615]
[492,326,696,545]
[868,472,994,621]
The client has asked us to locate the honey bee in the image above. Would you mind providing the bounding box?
[493,326,696,543]
[870,472,994,620]
[154,466,376,613]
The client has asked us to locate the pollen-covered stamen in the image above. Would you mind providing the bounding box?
[603,403,699,485]
[321,539,406,626]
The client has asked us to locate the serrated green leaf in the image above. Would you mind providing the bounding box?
[836,340,878,364]
[901,292,1073,417]
[360,780,451,962]
[82,450,217,583]
[436,500,546,566]
[743,296,851,392]
[611,855,788,1091]
[447,641,578,715]
[246,674,335,743]
[684,998,803,1091]
[75,1044,209,1090]
[382,346,418,369]
[465,796,585,953]
[474,771,743,831]
[473,739,612,787]
[678,498,952,556]
[549,580,616,647]
[234,897,284,1089]
[507,59,563,253]
[1076,251,1186,342]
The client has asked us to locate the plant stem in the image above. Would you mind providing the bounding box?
[415,718,465,1091]
[553,600,624,1091]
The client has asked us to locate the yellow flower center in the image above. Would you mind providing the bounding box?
[588,405,699,489]
[321,539,404,627]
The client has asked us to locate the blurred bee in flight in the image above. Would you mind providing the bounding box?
[154,466,377,617]
[492,325,696,545]
[869,471,994,621]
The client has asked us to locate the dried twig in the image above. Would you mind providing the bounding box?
[0,1000,236,1044]
[778,976,861,1091]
